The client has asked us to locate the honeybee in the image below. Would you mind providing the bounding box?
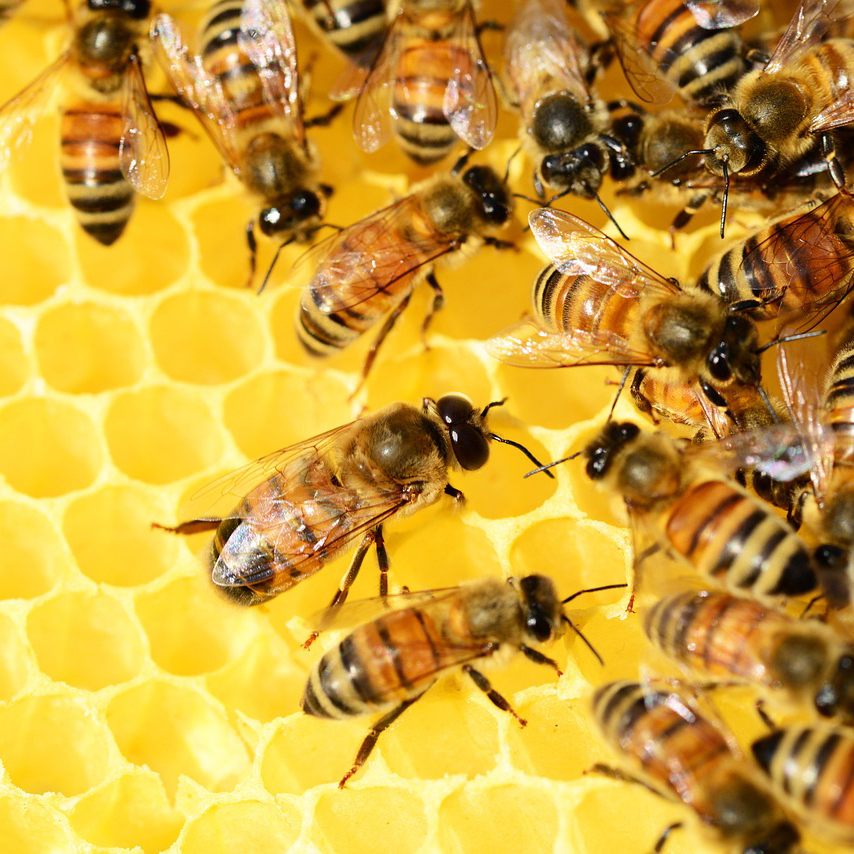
[303,575,624,787]
[487,207,765,428]
[151,0,333,282]
[341,0,497,164]
[0,0,169,245]
[297,0,387,68]
[503,0,634,210]
[155,394,552,616]
[593,680,800,853]
[296,156,512,384]
[0,0,23,27]
[645,589,854,722]
[752,725,854,843]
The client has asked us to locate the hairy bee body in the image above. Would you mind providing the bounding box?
[299,0,387,64]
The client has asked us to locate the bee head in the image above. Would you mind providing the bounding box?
[532,93,591,150]
[705,314,761,387]
[518,575,562,643]
[259,190,322,237]
[461,166,511,226]
[704,108,766,177]
[540,144,605,196]
[584,421,640,481]
[435,393,490,470]
[815,651,854,721]
[87,0,150,18]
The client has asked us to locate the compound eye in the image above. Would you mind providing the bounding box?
[707,344,732,381]
[526,607,552,642]
[290,190,321,220]
[586,446,610,480]
[437,393,475,426]
[541,154,566,182]
[450,423,490,470]
[259,206,284,236]
[617,423,640,443]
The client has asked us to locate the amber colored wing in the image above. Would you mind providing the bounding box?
[764,0,843,75]
[685,0,759,28]
[810,93,854,133]
[311,586,461,630]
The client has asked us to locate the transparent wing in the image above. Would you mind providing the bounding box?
[351,14,399,152]
[119,50,170,200]
[330,60,373,102]
[150,13,243,173]
[810,93,854,132]
[529,208,682,297]
[764,0,843,75]
[685,0,759,28]
[311,586,460,630]
[239,0,304,146]
[0,50,69,172]
[443,1,497,149]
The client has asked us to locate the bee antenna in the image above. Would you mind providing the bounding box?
[503,145,522,183]
[481,397,508,418]
[560,614,605,666]
[755,383,780,423]
[607,366,632,422]
[561,583,628,605]
[257,236,296,295]
[513,192,544,205]
[650,148,713,178]
[451,147,475,176]
[523,451,582,478]
[755,328,827,355]
[720,159,729,239]
[489,432,556,478]
[591,188,629,241]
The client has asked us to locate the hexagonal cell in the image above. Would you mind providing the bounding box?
[438,784,559,851]
[572,611,649,687]
[135,576,256,676]
[0,501,68,599]
[68,772,183,853]
[223,370,352,461]
[7,104,65,209]
[105,387,223,484]
[0,217,70,305]
[181,801,301,854]
[35,302,145,393]
[0,613,29,701]
[0,317,29,397]
[192,195,257,289]
[77,205,190,295]
[27,592,145,690]
[63,484,181,586]
[151,292,264,385]
[0,795,76,854]
[312,788,428,854]
[0,399,101,497]
[0,694,112,795]
[106,680,250,797]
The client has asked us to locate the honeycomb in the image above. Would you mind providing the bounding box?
[0,1,848,852]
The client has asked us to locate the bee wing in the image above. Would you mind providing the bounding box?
[330,61,373,103]
[150,13,243,174]
[239,0,305,146]
[0,50,70,172]
[442,0,497,150]
[311,587,461,630]
[764,0,843,75]
[119,50,170,200]
[684,0,759,28]
[301,194,460,314]
[810,92,854,132]
[504,0,591,106]
[529,208,681,297]
[599,3,676,105]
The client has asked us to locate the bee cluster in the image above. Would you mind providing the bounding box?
[6,0,854,851]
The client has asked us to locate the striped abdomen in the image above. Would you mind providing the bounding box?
[302,601,465,718]
[663,479,817,597]
[753,727,854,839]
[633,0,745,102]
[826,331,854,430]
[60,101,134,246]
[390,10,466,163]
[300,0,387,63]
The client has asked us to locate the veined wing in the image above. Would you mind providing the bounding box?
[685,0,759,28]
[764,0,843,75]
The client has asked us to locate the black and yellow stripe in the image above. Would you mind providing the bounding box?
[300,0,387,64]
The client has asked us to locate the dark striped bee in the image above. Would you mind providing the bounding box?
[752,725,854,843]
[303,575,623,787]
[296,155,512,384]
[645,588,854,722]
[154,394,552,619]
[297,0,387,68]
[151,0,332,282]
[342,0,497,164]
[0,0,169,245]
[593,680,800,853]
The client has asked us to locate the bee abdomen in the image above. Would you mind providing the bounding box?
[301,0,387,62]
[296,299,359,355]
[60,103,134,246]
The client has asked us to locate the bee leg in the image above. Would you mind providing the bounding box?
[519,645,563,678]
[420,272,445,348]
[653,822,684,853]
[533,170,546,201]
[444,484,465,503]
[463,664,527,726]
[584,763,663,798]
[820,133,846,188]
[755,699,776,731]
[352,291,414,397]
[482,236,518,252]
[245,220,258,290]
[669,191,710,247]
[339,691,428,788]
[152,518,222,536]
[629,369,659,425]
[305,103,345,129]
[374,525,390,600]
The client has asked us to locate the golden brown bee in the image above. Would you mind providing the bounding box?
[593,680,800,853]
[303,575,623,787]
[0,0,169,245]
[342,0,497,164]
[752,725,854,843]
[297,0,387,68]
[503,0,634,210]
[156,394,551,615]
[151,0,334,281]
[487,207,765,428]
[296,156,512,383]
[645,589,854,722]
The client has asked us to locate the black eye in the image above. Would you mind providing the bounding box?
[290,190,321,219]
[450,423,489,470]
[707,344,732,381]
[526,605,552,642]
[259,206,283,236]
[586,446,610,480]
[617,423,639,443]
[437,393,475,425]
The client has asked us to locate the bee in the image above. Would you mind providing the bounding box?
[592,680,800,853]
[0,0,169,245]
[295,155,512,384]
[752,725,854,843]
[303,575,624,787]
[487,207,765,429]
[0,0,24,27]
[503,0,634,210]
[645,589,854,722]
[151,0,334,282]
[297,0,387,68]
[155,393,552,616]
[344,0,497,164]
